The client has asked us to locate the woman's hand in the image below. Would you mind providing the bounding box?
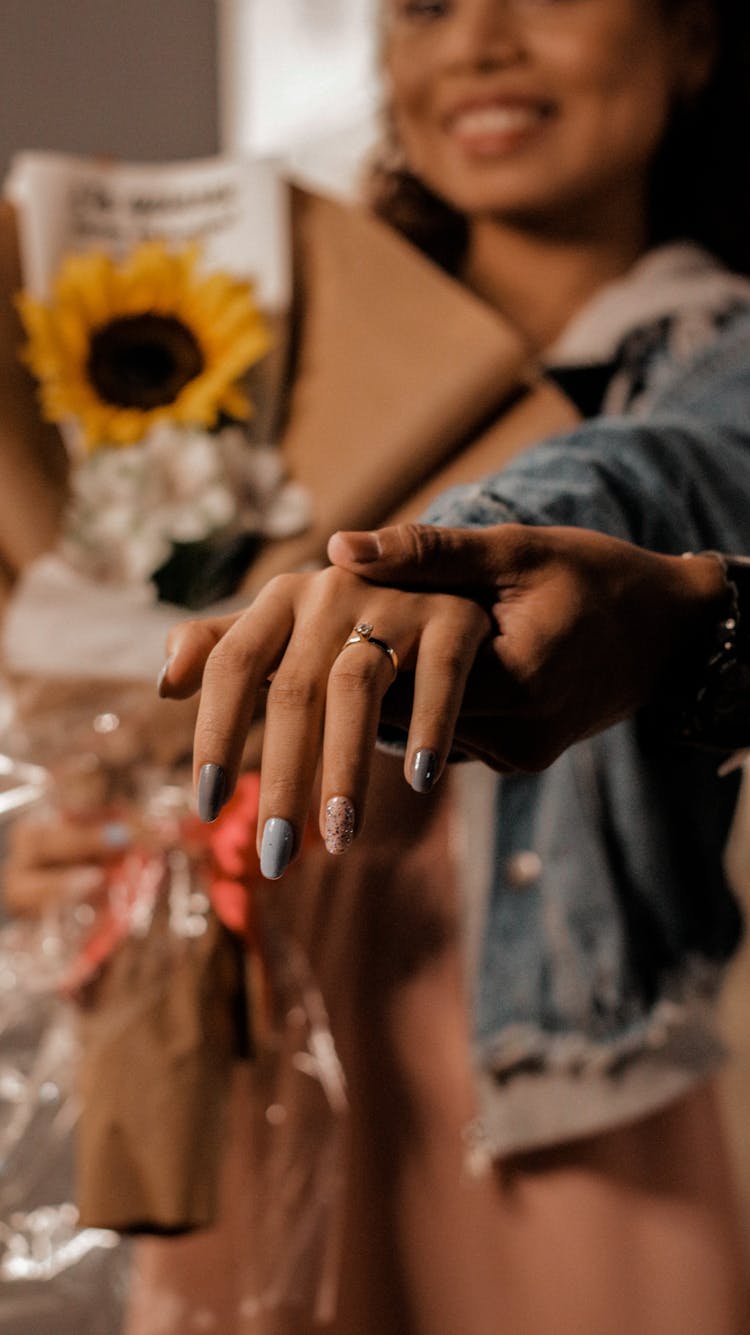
[160,568,491,878]
[4,813,133,917]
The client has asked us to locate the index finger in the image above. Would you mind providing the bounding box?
[159,612,243,699]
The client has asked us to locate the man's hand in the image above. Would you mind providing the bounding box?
[328,522,729,770]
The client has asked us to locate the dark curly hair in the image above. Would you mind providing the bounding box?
[367,0,750,277]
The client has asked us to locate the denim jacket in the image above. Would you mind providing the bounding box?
[425,249,750,1154]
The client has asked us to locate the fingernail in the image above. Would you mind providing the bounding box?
[411,749,438,794]
[324,796,355,854]
[260,817,295,879]
[343,531,381,563]
[157,654,175,697]
[101,821,132,850]
[198,763,226,823]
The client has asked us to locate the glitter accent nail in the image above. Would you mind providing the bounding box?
[325,796,355,855]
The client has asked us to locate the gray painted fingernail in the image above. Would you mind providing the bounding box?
[324,796,355,854]
[198,764,226,823]
[260,818,295,879]
[411,749,438,794]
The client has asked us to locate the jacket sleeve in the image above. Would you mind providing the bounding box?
[423,310,750,557]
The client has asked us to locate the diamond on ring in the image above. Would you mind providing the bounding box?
[341,622,399,680]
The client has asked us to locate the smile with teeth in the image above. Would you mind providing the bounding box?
[450,104,547,141]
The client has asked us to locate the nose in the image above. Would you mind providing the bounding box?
[442,0,526,71]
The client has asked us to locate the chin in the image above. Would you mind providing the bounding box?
[435,179,555,224]
[421,157,556,223]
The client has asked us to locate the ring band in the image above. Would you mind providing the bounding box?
[341,621,399,680]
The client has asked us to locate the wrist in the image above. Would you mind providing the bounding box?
[658,552,732,652]
[669,550,730,612]
[661,552,750,749]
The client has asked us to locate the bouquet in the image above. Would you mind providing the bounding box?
[10,150,308,615]
[0,152,347,1323]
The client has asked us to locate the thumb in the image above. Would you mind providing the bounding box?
[327,523,508,590]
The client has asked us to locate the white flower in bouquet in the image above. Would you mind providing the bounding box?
[59,423,309,588]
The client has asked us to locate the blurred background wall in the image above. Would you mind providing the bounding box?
[0,0,219,182]
[218,0,378,195]
[0,0,379,197]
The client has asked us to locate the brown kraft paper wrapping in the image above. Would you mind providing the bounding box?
[76,902,247,1234]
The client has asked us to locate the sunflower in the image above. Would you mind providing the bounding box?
[17,241,272,451]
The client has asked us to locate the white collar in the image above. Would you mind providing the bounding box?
[546,243,750,368]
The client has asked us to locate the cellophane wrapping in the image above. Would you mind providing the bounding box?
[0,671,348,1332]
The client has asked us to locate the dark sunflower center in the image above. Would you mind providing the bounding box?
[87,313,204,411]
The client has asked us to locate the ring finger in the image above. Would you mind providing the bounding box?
[318,612,420,855]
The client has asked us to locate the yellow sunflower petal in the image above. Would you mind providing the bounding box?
[220,383,252,420]
[19,238,271,449]
[55,251,117,330]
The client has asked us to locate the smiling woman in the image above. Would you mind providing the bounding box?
[385,0,698,205]
[376,0,748,284]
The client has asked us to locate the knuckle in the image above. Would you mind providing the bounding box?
[264,567,342,612]
[399,522,439,564]
[177,616,205,640]
[262,571,301,603]
[504,523,550,574]
[304,565,358,616]
[431,646,471,681]
[267,672,321,712]
[168,617,204,651]
[413,703,451,733]
[329,657,382,694]
[171,618,225,662]
[309,565,344,596]
[498,634,547,703]
[205,632,260,681]
[467,601,493,637]
[262,774,305,813]
[196,715,237,756]
[515,650,549,700]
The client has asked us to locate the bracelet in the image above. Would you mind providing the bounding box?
[671,552,750,749]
